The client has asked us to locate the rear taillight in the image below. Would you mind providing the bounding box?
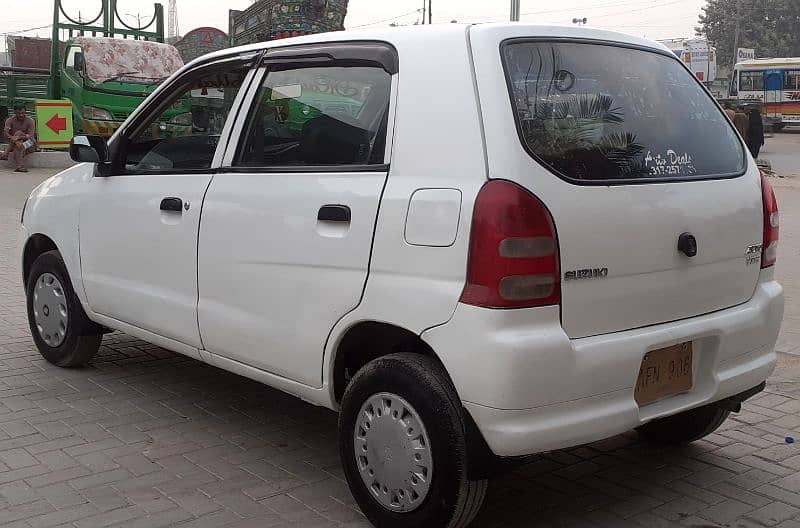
[761,173,779,269]
[460,180,560,309]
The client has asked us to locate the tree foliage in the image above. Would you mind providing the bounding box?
[697,0,800,69]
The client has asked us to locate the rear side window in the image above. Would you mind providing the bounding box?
[502,41,745,183]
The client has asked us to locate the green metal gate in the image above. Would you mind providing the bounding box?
[49,0,165,99]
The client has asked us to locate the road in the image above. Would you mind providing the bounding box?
[0,165,798,528]
[763,130,800,179]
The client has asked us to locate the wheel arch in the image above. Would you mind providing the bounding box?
[330,319,505,480]
[331,320,443,405]
[22,233,59,284]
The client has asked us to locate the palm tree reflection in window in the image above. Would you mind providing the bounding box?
[514,46,647,181]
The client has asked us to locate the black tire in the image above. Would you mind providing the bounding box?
[339,353,487,528]
[636,402,730,445]
[26,251,101,367]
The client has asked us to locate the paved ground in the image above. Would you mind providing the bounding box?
[0,163,799,528]
[762,130,800,179]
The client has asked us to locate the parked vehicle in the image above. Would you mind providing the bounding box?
[729,57,800,130]
[20,24,784,527]
[1,37,184,136]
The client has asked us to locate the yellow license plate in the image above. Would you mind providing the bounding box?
[635,342,693,406]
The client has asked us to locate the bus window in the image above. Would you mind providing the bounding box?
[729,70,739,96]
[740,71,764,91]
[785,70,800,90]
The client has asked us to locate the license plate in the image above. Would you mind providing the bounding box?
[635,342,693,406]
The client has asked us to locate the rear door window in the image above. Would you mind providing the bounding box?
[234,64,391,168]
[502,41,745,183]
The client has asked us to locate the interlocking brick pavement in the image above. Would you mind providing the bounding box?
[0,169,798,527]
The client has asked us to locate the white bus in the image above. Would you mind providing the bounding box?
[729,57,800,129]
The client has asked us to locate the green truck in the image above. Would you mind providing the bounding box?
[1,36,185,137]
[0,0,187,138]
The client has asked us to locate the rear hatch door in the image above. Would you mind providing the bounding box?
[470,25,763,338]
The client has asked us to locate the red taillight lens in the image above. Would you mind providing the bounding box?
[460,180,560,309]
[761,173,779,269]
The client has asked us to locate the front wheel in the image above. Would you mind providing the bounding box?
[339,353,487,528]
[636,402,730,445]
[26,251,101,367]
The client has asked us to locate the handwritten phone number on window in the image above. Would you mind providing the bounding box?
[649,165,697,176]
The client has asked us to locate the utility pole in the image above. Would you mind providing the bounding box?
[732,0,742,70]
[428,0,432,24]
[126,13,144,29]
[510,0,521,22]
[168,0,179,39]
[421,0,426,24]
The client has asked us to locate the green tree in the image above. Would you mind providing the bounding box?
[697,0,800,69]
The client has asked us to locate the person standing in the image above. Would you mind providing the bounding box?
[733,106,749,144]
[1,103,36,173]
[723,102,736,122]
[746,106,765,159]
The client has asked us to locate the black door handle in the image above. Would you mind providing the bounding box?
[160,197,183,212]
[678,232,698,257]
[318,204,351,223]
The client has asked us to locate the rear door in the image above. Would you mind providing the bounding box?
[197,43,396,386]
[471,27,763,338]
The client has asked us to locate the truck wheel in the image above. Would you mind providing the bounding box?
[339,353,487,528]
[26,251,101,367]
[636,402,730,445]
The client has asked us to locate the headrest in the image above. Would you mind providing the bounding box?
[300,114,372,165]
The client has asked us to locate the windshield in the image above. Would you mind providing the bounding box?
[502,41,745,183]
[79,37,184,84]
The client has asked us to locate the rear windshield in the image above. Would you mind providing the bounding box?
[502,41,745,183]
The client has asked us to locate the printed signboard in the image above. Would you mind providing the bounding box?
[35,100,74,150]
[737,48,756,62]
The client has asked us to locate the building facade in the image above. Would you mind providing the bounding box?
[229,0,348,47]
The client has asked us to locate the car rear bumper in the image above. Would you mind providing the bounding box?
[422,270,783,457]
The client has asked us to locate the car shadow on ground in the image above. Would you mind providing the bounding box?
[22,331,782,528]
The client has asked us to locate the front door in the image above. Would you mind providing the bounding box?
[198,43,396,386]
[80,59,252,348]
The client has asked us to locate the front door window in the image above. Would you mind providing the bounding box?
[121,65,248,173]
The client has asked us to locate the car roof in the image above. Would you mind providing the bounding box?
[185,22,670,69]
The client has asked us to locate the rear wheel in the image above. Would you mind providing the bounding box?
[636,402,730,445]
[339,353,487,528]
[26,251,101,367]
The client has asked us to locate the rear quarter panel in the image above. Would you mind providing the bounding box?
[321,27,488,396]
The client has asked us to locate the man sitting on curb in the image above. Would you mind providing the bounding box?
[1,103,36,173]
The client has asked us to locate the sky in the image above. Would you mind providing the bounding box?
[1,0,708,52]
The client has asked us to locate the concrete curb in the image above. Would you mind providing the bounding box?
[1,150,74,170]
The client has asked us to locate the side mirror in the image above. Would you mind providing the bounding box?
[74,53,85,74]
[70,135,108,164]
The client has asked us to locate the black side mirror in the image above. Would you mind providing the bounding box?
[70,135,108,164]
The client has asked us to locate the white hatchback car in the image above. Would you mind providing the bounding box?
[21,24,783,527]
